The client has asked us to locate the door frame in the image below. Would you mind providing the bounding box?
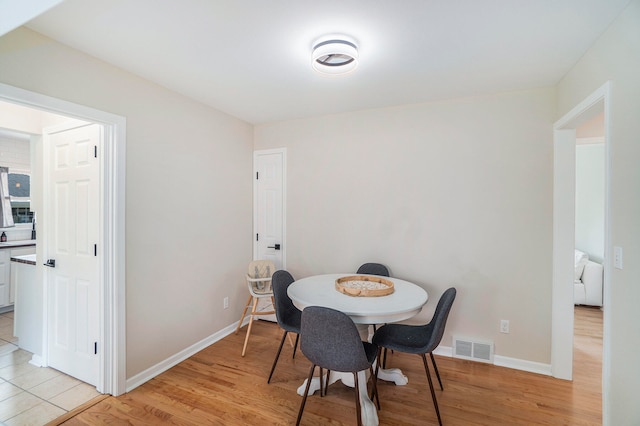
[253,148,286,268]
[0,83,126,396]
[551,81,611,412]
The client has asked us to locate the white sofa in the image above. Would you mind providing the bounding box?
[574,250,603,307]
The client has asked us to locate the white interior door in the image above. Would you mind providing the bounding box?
[254,149,285,270]
[45,123,101,386]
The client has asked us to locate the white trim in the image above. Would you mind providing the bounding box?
[125,321,240,392]
[434,345,552,375]
[0,83,127,396]
[125,339,554,395]
[29,354,45,367]
[551,127,576,380]
[552,81,611,421]
[493,355,553,376]
[554,83,607,130]
[433,345,452,357]
[253,148,287,269]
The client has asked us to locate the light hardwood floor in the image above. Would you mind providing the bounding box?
[55,306,603,425]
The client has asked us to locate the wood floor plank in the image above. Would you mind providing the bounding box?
[58,306,602,425]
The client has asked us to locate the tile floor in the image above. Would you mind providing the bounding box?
[0,311,101,425]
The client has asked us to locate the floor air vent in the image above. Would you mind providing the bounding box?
[453,336,494,363]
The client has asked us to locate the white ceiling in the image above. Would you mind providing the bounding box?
[25,0,631,124]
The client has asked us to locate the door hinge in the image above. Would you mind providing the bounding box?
[94,145,97,158]
[94,342,98,354]
[256,233,259,241]
[94,244,97,256]
[256,171,259,180]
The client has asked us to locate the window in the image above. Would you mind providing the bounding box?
[8,173,33,224]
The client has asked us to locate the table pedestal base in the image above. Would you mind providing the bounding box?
[296,361,408,426]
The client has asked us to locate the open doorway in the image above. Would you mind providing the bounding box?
[551,82,611,419]
[0,83,126,396]
[575,114,605,363]
[572,114,605,413]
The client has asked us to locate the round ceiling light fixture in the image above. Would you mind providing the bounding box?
[311,37,359,76]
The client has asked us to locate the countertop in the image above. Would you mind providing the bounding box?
[10,254,36,265]
[0,240,37,249]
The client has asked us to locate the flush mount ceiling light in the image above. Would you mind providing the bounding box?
[311,37,359,75]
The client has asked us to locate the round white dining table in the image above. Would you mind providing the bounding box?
[287,273,429,426]
[288,273,428,325]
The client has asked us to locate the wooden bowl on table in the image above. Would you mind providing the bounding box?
[335,275,394,297]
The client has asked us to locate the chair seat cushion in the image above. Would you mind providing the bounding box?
[372,323,432,354]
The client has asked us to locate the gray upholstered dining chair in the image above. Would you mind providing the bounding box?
[356,262,390,337]
[296,306,379,426]
[356,262,390,277]
[268,270,301,383]
[372,287,456,426]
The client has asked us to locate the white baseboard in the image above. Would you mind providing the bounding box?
[493,355,552,376]
[29,354,45,367]
[125,330,552,392]
[435,345,552,376]
[433,345,453,357]
[125,321,240,392]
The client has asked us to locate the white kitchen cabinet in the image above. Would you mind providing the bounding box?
[13,254,40,356]
[0,244,37,310]
[9,246,36,304]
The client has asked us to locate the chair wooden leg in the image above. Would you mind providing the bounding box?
[296,364,316,426]
[241,297,259,357]
[267,331,288,383]
[430,352,444,390]
[235,294,252,334]
[421,353,442,426]
[353,372,362,426]
[319,368,324,397]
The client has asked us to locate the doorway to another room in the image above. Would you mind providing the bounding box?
[573,113,605,416]
[0,83,126,398]
[552,82,610,420]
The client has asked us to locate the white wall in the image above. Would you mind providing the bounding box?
[557,0,640,423]
[255,88,556,363]
[575,143,605,263]
[0,27,255,378]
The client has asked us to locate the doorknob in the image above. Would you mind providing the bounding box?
[267,244,281,250]
[44,259,56,268]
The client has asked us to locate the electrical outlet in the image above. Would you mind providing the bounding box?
[223,297,229,309]
[500,319,510,334]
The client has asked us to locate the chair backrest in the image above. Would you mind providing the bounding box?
[247,260,276,292]
[271,270,300,331]
[424,287,457,352]
[300,306,371,373]
[356,262,390,277]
